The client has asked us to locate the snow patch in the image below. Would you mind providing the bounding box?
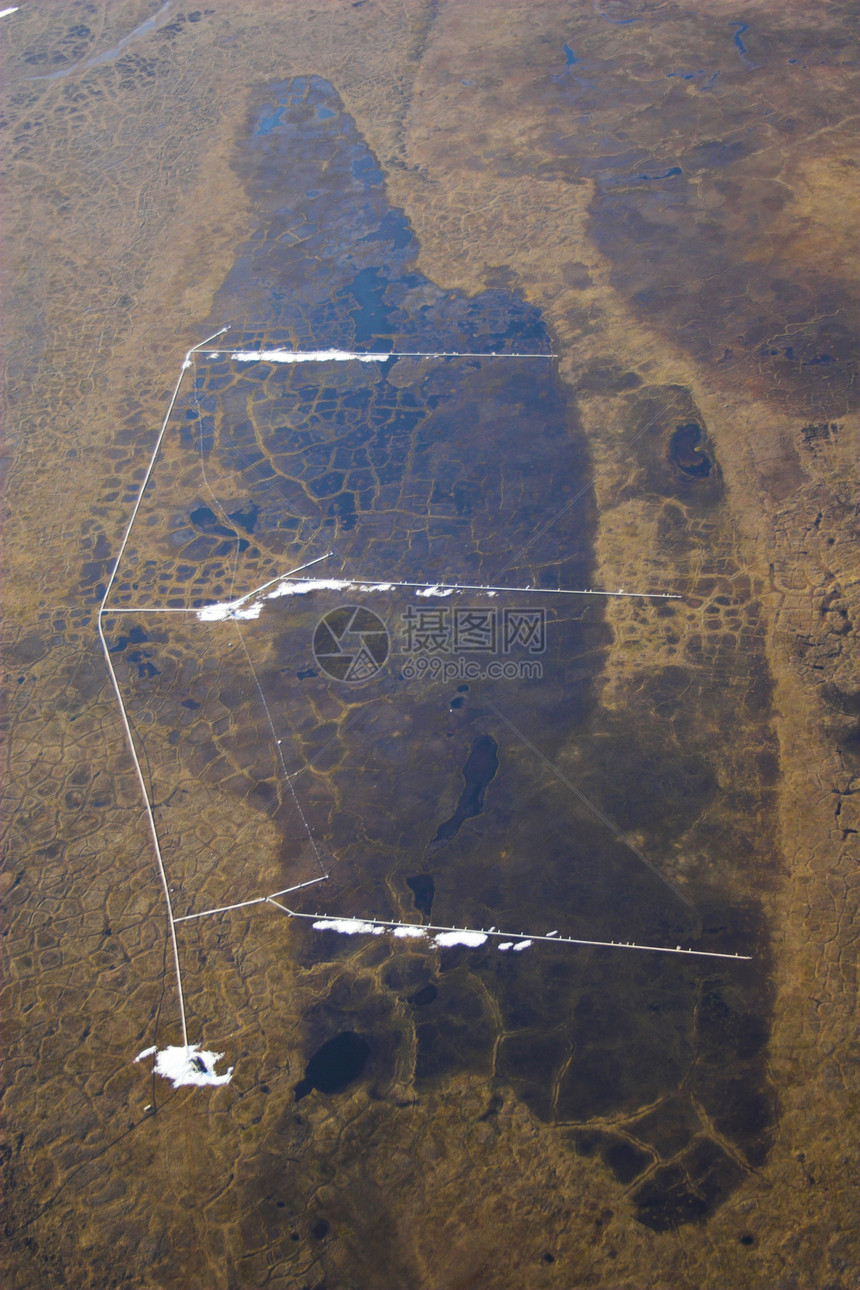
[267,577,396,599]
[229,349,384,364]
[195,598,264,622]
[433,930,487,948]
[310,920,489,947]
[196,576,403,621]
[195,575,507,622]
[267,577,353,600]
[312,917,385,936]
[136,1044,233,1088]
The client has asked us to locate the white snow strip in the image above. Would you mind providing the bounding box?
[193,571,676,623]
[229,349,384,364]
[137,1044,233,1088]
[267,577,353,600]
[312,917,385,936]
[433,930,488,948]
[195,577,403,620]
[135,1045,157,1061]
[306,919,488,948]
[512,940,533,952]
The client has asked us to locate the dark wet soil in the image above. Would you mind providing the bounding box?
[104,75,779,1233]
[430,734,499,847]
[669,423,712,477]
[294,1031,371,1100]
[406,874,435,917]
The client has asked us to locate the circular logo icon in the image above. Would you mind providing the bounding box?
[312,605,389,683]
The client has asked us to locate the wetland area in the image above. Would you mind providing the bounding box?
[1,3,857,1289]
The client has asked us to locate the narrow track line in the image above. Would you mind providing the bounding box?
[98,326,230,1048]
[264,900,750,962]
